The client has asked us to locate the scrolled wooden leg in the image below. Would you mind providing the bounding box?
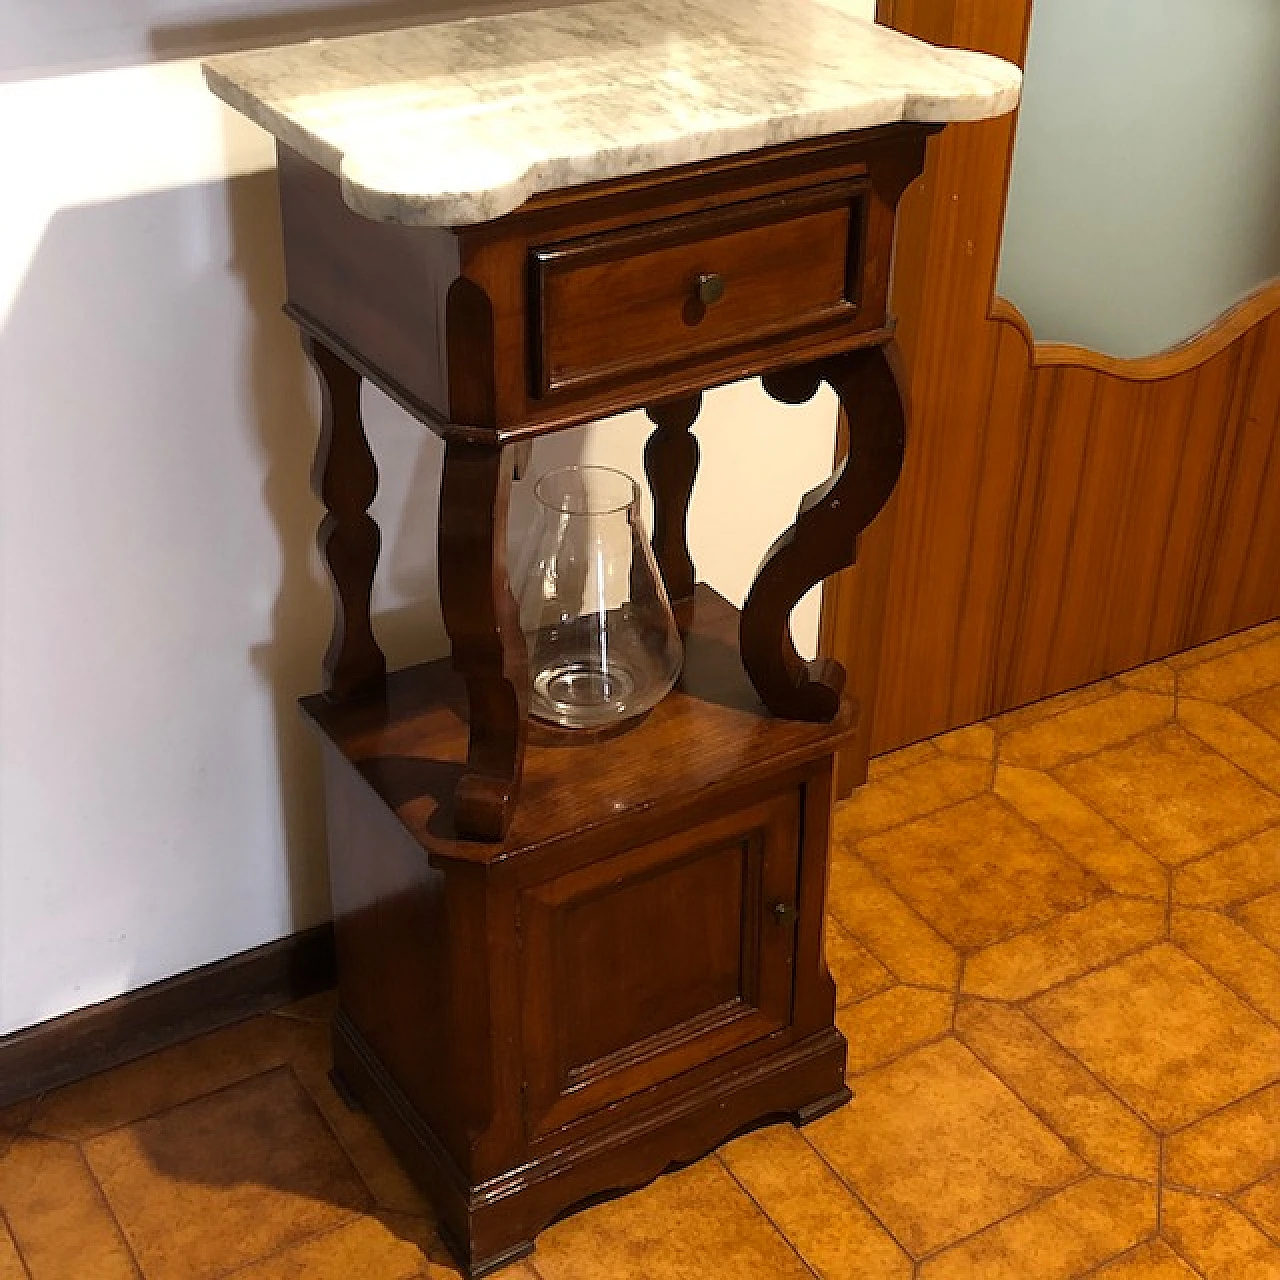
[439,440,529,841]
[742,343,907,721]
[302,334,387,702]
[643,393,703,606]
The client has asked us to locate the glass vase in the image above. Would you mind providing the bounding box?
[516,465,683,730]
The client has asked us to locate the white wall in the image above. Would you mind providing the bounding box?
[0,0,874,1036]
[998,0,1280,358]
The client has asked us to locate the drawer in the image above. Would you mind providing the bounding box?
[529,180,868,397]
[516,791,801,1140]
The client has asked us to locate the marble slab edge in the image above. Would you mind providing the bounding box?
[203,4,1021,228]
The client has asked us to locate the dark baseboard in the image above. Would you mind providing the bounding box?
[0,923,336,1109]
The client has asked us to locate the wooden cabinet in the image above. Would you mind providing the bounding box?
[280,122,931,1273]
[529,180,870,395]
[203,6,1022,1272]
[517,790,801,1139]
[306,589,855,1275]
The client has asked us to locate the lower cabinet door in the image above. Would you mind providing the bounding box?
[517,790,801,1140]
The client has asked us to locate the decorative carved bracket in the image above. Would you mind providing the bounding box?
[741,343,907,721]
[302,334,387,702]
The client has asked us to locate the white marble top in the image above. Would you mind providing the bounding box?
[203,0,1021,227]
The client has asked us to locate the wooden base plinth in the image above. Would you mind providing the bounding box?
[303,586,856,1276]
[335,1009,851,1276]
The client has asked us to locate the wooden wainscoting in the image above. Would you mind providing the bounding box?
[823,0,1280,792]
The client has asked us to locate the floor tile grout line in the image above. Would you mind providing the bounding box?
[713,1152,824,1280]
[1070,1234,1162,1280]
[1165,931,1280,1032]
[210,1209,369,1280]
[843,980,954,1013]
[826,913,896,1003]
[987,676,1124,741]
[282,1059,381,1215]
[960,899,1170,1004]
[997,696,1177,777]
[1043,730,1280,871]
[1159,1072,1280,1142]
[910,1169,1097,1267]
[31,1058,298,1145]
[844,1028,954,1082]
[986,776,1170,906]
[972,787,1129,912]
[824,880,957,988]
[1227,901,1280,957]
[1008,937,1170,1010]
[72,1138,147,1280]
[0,1207,35,1280]
[793,1127,918,1262]
[1161,1234,1211,1280]
[1169,817,1280,880]
[1168,1163,1278,1203]
[63,1057,384,1280]
[1229,697,1280,747]
[1175,714,1280,804]
[1156,1134,1165,1239]
[1232,1192,1280,1249]
[827,847,961,985]
[866,740,942,781]
[1167,622,1280,679]
[837,782,991,852]
[952,1027,1157,1185]
[1014,975,1190,1131]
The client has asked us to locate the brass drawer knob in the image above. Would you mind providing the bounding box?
[697,272,726,306]
[773,901,798,925]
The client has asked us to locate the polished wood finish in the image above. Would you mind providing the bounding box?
[304,587,852,1274]
[644,394,703,607]
[437,441,529,841]
[0,925,335,1109]
[281,125,929,836]
[278,124,929,444]
[302,333,387,701]
[303,588,857,857]
[279,117,933,1273]
[530,182,867,397]
[822,0,1280,784]
[744,343,907,720]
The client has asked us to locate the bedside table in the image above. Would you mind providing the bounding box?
[204,5,1020,1272]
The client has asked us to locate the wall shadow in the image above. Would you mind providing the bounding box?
[1,0,568,84]
[225,168,334,929]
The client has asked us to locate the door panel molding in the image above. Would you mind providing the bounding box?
[824,0,1280,789]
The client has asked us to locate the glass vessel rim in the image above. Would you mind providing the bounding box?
[533,464,639,517]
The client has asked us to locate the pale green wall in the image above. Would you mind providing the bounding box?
[997,0,1280,358]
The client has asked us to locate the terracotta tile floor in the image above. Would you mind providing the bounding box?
[5,625,1280,1279]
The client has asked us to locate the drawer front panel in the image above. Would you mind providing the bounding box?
[530,181,868,397]
[517,791,801,1140]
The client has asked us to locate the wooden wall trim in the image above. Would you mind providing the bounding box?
[825,0,1280,787]
[0,924,335,1108]
[994,278,1280,379]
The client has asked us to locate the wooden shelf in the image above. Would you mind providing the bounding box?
[302,585,857,862]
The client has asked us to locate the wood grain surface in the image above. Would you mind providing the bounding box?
[824,0,1280,785]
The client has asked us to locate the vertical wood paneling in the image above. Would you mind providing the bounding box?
[865,0,1033,751]
[1102,376,1195,673]
[826,0,1280,779]
[1145,347,1242,655]
[1228,315,1280,628]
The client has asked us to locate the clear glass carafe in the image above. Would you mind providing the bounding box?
[517,465,683,730]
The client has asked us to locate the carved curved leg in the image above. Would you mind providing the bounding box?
[643,393,703,606]
[302,334,387,702]
[741,342,907,721]
[438,440,529,841]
